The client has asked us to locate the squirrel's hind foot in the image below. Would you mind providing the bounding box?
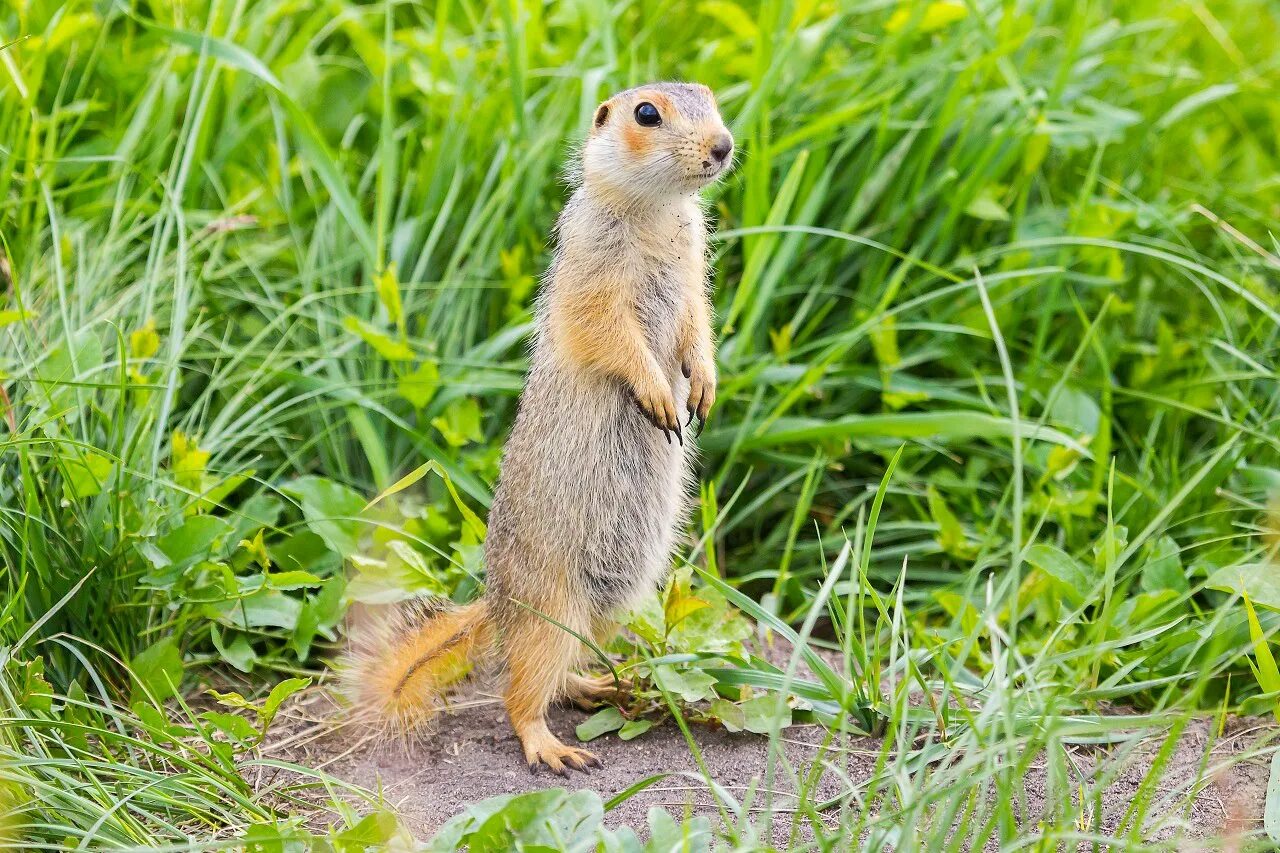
[519,722,601,776]
[565,672,633,711]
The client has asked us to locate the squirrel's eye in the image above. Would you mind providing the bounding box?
[634,102,661,127]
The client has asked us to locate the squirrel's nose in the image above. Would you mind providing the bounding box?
[710,133,733,164]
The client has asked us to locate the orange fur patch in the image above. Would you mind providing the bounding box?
[552,282,649,383]
[502,596,588,728]
[621,122,650,155]
[644,92,674,114]
[620,91,673,154]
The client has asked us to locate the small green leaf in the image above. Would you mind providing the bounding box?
[62,452,113,500]
[431,397,484,447]
[230,493,284,543]
[335,812,401,851]
[210,628,258,673]
[0,309,34,327]
[1024,543,1091,601]
[575,707,626,741]
[375,262,403,326]
[428,790,604,851]
[200,710,259,745]
[208,688,255,713]
[234,590,303,630]
[270,530,341,575]
[291,595,324,661]
[261,677,311,731]
[14,658,54,713]
[576,701,624,737]
[927,485,976,560]
[1046,388,1101,436]
[312,574,346,626]
[1207,563,1280,611]
[171,430,211,493]
[964,190,1010,222]
[1243,593,1280,713]
[343,315,415,361]
[625,593,667,646]
[741,695,791,734]
[241,822,313,851]
[663,572,709,632]
[238,529,271,570]
[666,586,751,657]
[152,515,233,571]
[264,570,323,590]
[1139,536,1187,594]
[644,808,712,852]
[364,461,487,541]
[365,462,434,510]
[129,318,160,359]
[617,719,652,740]
[652,665,717,703]
[282,476,366,557]
[130,638,183,704]
[398,360,440,409]
[709,698,745,733]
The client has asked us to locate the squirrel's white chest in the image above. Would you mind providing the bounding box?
[633,203,704,264]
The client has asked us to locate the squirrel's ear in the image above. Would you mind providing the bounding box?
[593,102,611,130]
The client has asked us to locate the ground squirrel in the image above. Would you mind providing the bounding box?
[345,82,734,774]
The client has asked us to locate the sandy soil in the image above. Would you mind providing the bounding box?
[259,686,1274,847]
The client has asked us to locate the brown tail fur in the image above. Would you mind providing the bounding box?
[342,598,492,730]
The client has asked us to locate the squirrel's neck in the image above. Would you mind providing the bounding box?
[578,179,703,227]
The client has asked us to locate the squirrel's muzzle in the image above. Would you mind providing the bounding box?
[710,133,733,164]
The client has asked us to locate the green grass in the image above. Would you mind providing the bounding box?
[2,0,1279,848]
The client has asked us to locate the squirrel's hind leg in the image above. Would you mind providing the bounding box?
[503,606,602,776]
[564,617,632,710]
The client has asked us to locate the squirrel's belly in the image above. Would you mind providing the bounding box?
[489,366,694,612]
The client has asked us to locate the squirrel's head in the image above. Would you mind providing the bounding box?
[581,82,734,205]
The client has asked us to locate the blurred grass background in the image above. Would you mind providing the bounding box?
[1,0,1279,847]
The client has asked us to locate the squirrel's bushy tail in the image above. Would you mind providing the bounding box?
[342,597,493,730]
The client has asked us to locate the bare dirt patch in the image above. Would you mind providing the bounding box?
[260,686,1273,846]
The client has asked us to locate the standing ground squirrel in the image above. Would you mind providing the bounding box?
[344,82,734,774]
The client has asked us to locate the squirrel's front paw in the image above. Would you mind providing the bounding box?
[631,380,682,444]
[681,357,716,433]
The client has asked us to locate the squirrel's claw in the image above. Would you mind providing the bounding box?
[527,745,599,777]
[631,384,682,442]
[685,388,710,436]
[684,372,714,436]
